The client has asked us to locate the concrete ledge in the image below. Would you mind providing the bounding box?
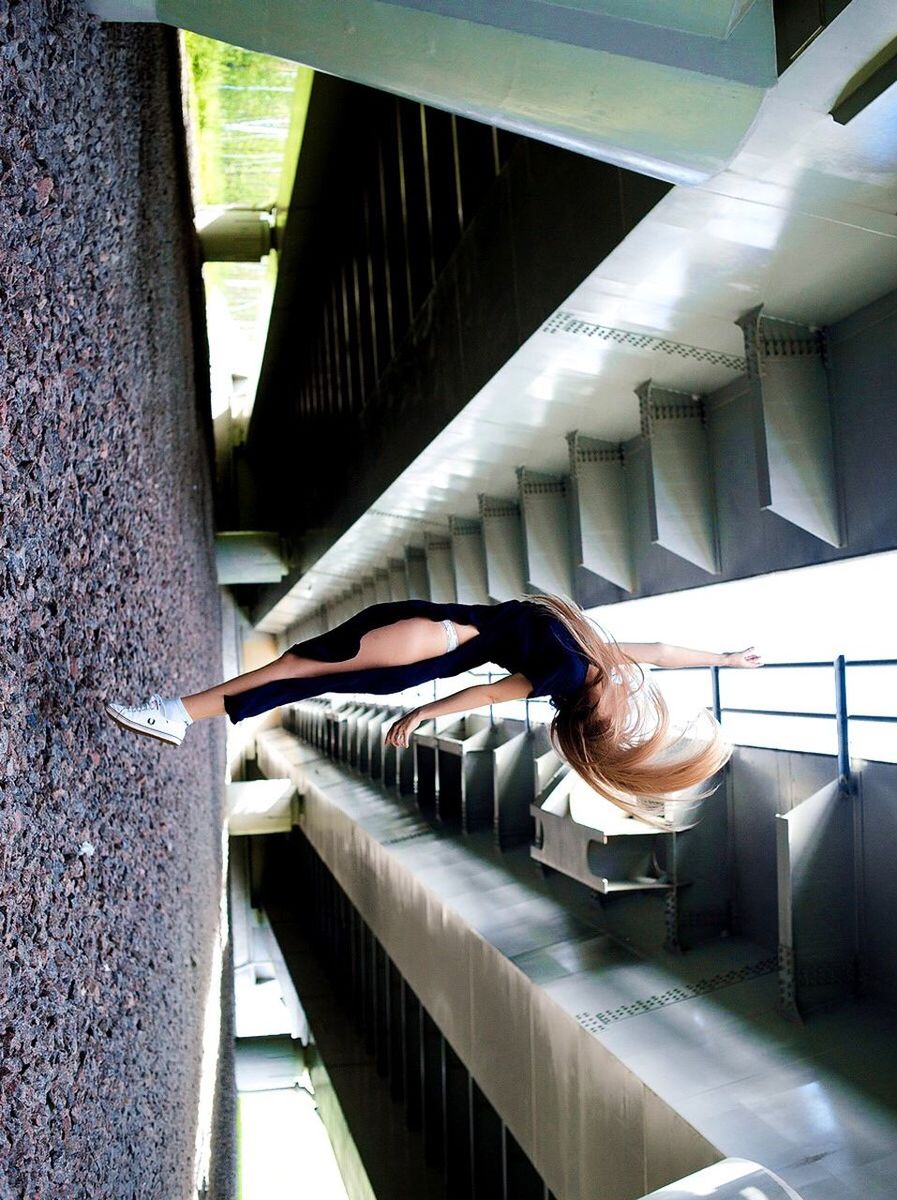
[257,729,718,1196]
[256,726,897,1200]
[226,778,298,836]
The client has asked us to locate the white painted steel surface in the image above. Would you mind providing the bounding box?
[87,0,774,184]
[739,309,843,548]
[226,778,296,835]
[517,468,575,597]
[449,516,490,604]
[387,557,410,601]
[424,533,457,603]
[256,2,897,635]
[479,496,527,602]
[638,383,719,574]
[568,431,636,591]
[256,726,897,1200]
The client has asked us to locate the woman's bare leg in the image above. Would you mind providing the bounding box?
[181,616,480,721]
[181,655,301,721]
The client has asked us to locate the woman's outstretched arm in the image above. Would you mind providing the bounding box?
[386,672,534,747]
[617,642,763,669]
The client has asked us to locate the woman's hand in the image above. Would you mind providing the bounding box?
[724,646,763,668]
[386,708,425,748]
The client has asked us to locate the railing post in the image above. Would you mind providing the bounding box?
[710,662,737,934]
[710,664,722,724]
[834,654,850,790]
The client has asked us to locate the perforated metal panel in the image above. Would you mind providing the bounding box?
[543,310,746,372]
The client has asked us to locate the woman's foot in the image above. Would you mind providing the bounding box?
[104,693,188,746]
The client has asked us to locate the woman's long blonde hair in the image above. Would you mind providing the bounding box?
[526,594,732,825]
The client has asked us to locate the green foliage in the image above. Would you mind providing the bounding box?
[182,32,298,207]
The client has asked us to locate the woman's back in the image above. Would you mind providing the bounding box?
[481,599,589,704]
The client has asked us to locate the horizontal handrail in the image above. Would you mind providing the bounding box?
[652,659,897,671]
[720,706,897,723]
[411,656,897,778]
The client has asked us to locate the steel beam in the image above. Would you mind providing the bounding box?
[405,545,431,600]
[737,307,843,548]
[567,430,636,591]
[425,532,457,603]
[479,495,527,602]
[637,381,720,575]
[389,556,411,601]
[449,516,490,605]
[517,467,575,598]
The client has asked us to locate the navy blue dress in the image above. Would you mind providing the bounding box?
[222,598,590,724]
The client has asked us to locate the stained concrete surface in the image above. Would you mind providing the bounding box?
[0,3,234,1197]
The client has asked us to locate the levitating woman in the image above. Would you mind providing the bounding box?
[104,596,761,820]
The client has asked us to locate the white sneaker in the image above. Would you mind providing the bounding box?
[104,692,187,746]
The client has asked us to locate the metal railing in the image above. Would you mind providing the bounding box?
[352,657,897,781]
[462,657,897,782]
[704,656,897,785]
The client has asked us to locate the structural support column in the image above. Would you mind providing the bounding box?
[567,431,635,592]
[776,779,856,1021]
[637,382,720,575]
[449,517,490,605]
[388,557,410,601]
[215,532,289,585]
[738,307,843,548]
[195,205,274,261]
[337,593,354,626]
[425,533,457,604]
[374,570,392,604]
[226,778,296,836]
[516,468,574,598]
[405,546,431,601]
[307,605,327,639]
[479,495,527,602]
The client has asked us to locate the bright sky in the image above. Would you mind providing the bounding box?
[239,1088,350,1200]
[587,549,897,662]
[587,550,897,762]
